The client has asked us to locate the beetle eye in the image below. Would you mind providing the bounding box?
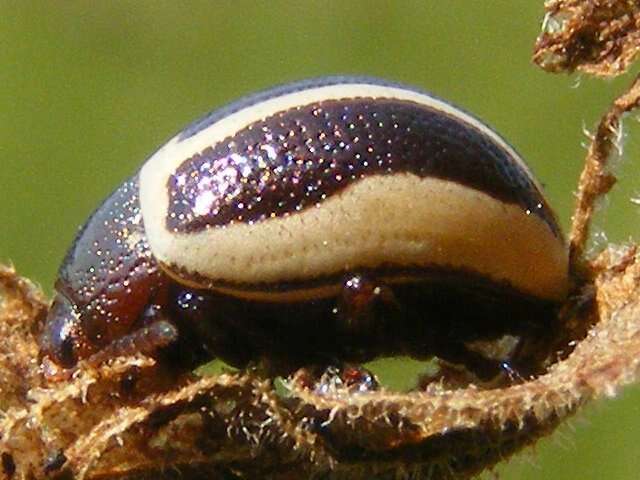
[56,336,77,368]
[40,296,80,369]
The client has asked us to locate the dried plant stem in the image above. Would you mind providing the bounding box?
[570,75,640,264]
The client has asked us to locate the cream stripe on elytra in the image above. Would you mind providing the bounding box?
[145,174,568,302]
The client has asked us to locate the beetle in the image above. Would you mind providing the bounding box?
[39,76,569,382]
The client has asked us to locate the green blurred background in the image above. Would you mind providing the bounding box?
[1,2,640,478]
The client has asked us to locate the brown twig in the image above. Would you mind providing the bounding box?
[569,74,640,265]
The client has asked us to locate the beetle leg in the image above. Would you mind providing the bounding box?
[419,355,527,389]
[498,360,526,383]
[431,341,508,383]
[507,327,558,380]
[42,320,179,381]
[292,364,380,394]
[339,273,398,332]
[418,359,480,390]
[83,320,178,369]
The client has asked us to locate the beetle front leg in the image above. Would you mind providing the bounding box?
[42,319,179,381]
[84,319,179,369]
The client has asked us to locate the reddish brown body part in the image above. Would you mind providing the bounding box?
[41,178,169,368]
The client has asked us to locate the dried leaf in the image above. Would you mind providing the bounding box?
[534,0,640,77]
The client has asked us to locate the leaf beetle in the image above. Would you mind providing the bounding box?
[40,76,569,382]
